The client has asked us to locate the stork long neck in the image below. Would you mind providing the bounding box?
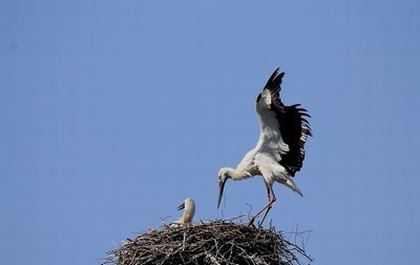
[227,167,252,180]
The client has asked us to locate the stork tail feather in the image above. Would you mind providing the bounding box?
[286,177,303,197]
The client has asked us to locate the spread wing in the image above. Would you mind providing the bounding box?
[255,68,312,177]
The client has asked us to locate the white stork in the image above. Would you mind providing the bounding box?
[217,68,311,225]
[176,197,196,226]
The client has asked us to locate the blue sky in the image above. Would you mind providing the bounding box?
[1,1,419,264]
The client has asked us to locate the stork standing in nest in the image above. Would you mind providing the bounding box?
[217,68,312,225]
[176,197,196,226]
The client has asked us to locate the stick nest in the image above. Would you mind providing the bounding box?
[104,218,312,265]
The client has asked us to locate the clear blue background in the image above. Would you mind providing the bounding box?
[1,1,419,264]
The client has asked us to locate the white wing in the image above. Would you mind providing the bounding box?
[255,87,289,161]
[235,86,289,174]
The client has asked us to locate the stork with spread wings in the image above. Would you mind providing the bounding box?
[217,68,312,225]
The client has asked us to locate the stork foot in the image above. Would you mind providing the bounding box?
[257,219,266,228]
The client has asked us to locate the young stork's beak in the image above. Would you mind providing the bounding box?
[177,202,185,211]
[217,178,227,209]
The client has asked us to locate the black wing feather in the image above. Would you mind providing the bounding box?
[278,105,312,176]
[264,68,312,177]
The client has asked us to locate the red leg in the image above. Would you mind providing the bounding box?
[259,185,276,226]
[248,182,275,226]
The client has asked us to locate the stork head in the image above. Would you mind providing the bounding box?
[217,167,234,209]
[178,197,195,211]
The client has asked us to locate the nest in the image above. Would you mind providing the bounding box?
[104,218,312,265]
